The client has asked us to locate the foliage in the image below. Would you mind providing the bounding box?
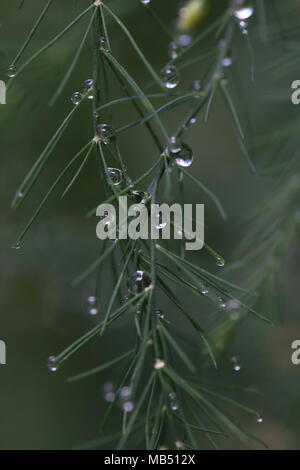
[8,0,300,450]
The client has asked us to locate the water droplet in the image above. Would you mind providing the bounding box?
[120,386,132,399]
[128,270,152,295]
[86,295,98,315]
[97,124,115,144]
[88,306,99,316]
[99,36,110,53]
[239,20,249,34]
[71,92,82,105]
[154,358,166,370]
[161,65,179,90]
[173,143,194,168]
[222,57,233,68]
[123,401,135,412]
[140,0,151,4]
[192,80,202,91]
[169,392,179,411]
[155,309,165,319]
[7,65,16,78]
[82,78,94,99]
[103,382,115,402]
[12,242,21,250]
[177,34,192,47]
[216,256,226,267]
[104,391,115,403]
[256,413,263,423]
[87,296,96,305]
[200,284,209,295]
[47,356,59,372]
[131,190,150,204]
[218,297,227,310]
[189,117,197,125]
[168,41,181,59]
[230,356,242,372]
[233,4,254,20]
[107,167,123,186]
[168,135,182,153]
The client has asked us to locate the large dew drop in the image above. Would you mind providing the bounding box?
[107,168,123,186]
[97,124,115,144]
[71,92,82,105]
[161,65,179,90]
[173,143,194,168]
[47,356,59,372]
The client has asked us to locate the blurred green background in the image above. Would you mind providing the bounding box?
[1,0,300,450]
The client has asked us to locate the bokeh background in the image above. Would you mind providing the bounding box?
[1,0,300,450]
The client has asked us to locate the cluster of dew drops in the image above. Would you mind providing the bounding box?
[3,0,261,428]
[101,381,179,416]
[46,1,260,424]
[64,1,255,178]
[6,1,254,84]
[103,382,135,413]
